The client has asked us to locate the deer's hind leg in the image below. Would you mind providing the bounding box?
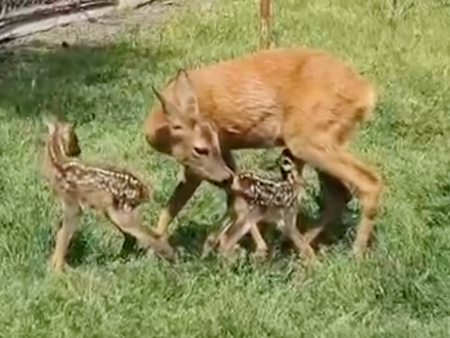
[107,207,176,262]
[286,143,352,246]
[51,200,80,271]
[284,138,382,258]
[304,172,351,245]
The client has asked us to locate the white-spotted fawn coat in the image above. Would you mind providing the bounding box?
[41,115,175,270]
[202,149,315,260]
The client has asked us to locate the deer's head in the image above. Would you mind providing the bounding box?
[151,69,233,184]
[44,114,81,157]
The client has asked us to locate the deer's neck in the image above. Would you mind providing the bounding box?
[46,132,69,172]
[283,171,301,189]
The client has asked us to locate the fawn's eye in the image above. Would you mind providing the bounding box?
[172,124,183,131]
[193,146,209,156]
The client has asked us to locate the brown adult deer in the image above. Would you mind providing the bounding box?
[144,46,381,258]
[41,114,175,270]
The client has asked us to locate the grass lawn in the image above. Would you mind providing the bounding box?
[1,0,450,336]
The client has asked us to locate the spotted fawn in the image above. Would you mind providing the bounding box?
[203,149,315,260]
[41,114,175,270]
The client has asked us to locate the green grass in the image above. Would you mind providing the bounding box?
[1,0,450,336]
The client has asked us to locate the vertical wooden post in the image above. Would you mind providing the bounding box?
[259,0,271,49]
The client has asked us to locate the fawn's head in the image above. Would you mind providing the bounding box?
[44,114,81,157]
[151,69,233,184]
[230,172,254,194]
[279,149,300,184]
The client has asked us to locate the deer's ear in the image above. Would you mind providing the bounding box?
[173,69,199,118]
[151,85,182,122]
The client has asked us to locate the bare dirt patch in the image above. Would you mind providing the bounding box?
[2,0,182,48]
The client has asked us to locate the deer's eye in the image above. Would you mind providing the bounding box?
[171,124,183,131]
[193,146,209,156]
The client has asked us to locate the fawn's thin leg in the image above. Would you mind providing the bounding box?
[107,208,176,261]
[204,210,268,259]
[304,171,351,244]
[219,214,254,258]
[249,223,269,258]
[51,202,80,270]
[223,149,268,256]
[202,215,234,258]
[201,149,239,257]
[216,218,267,259]
[282,208,316,260]
[154,169,202,237]
[286,141,382,257]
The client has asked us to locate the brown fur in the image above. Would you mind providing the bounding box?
[144,46,381,258]
[42,115,175,270]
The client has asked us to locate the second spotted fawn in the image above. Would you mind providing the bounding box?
[41,114,175,270]
[202,149,315,260]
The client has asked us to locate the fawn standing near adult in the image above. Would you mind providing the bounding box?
[41,114,175,270]
[144,0,382,258]
[202,149,315,260]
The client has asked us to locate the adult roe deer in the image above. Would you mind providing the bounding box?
[143,46,382,258]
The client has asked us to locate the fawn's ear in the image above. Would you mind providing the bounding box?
[173,69,199,119]
[42,113,58,134]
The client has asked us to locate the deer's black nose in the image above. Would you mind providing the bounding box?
[212,176,233,189]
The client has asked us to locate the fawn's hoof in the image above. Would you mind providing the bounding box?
[154,243,177,262]
[50,255,67,272]
[352,240,368,259]
[251,248,269,261]
[201,233,220,259]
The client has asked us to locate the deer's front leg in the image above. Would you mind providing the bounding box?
[155,169,202,238]
[51,201,80,271]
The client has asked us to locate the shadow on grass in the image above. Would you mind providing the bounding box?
[39,201,359,269]
[296,207,357,250]
[170,220,213,258]
[169,207,358,263]
[0,39,180,124]
[66,231,118,267]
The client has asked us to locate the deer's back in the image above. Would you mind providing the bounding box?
[145,47,376,150]
[46,159,150,211]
